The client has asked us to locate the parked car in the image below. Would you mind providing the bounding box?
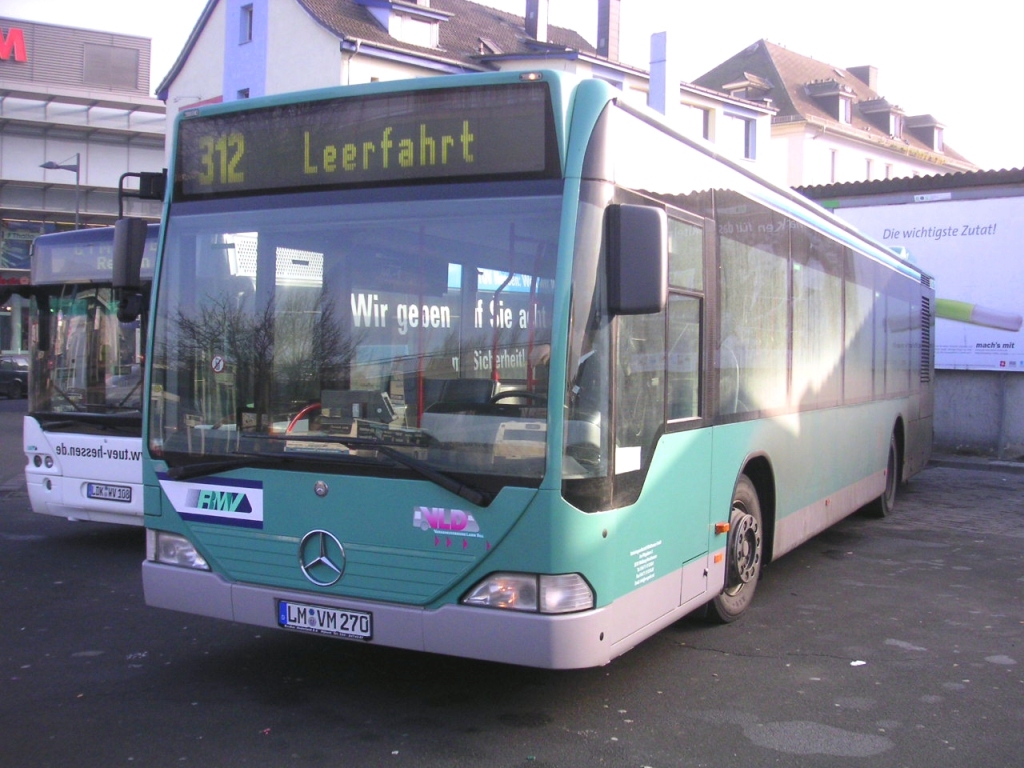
[0,354,28,399]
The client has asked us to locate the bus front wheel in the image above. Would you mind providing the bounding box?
[709,475,763,623]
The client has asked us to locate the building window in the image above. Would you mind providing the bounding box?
[885,163,894,180]
[679,104,709,141]
[830,149,838,183]
[237,88,250,99]
[866,158,873,180]
[240,4,254,44]
[721,114,756,160]
[744,119,756,159]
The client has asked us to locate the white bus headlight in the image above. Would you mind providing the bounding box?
[148,530,209,570]
[462,573,594,614]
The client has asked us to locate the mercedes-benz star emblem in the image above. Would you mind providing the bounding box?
[298,530,346,586]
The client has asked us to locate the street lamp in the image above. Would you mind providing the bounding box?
[39,152,81,229]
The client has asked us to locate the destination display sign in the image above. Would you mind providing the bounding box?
[175,82,559,200]
[32,229,157,284]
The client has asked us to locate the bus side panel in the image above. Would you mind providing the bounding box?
[478,430,715,616]
[23,416,144,526]
[709,401,905,561]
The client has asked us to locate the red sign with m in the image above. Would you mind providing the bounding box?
[0,27,27,63]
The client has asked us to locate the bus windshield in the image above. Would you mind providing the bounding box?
[30,286,146,417]
[150,188,559,484]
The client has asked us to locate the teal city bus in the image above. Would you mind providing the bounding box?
[126,71,933,669]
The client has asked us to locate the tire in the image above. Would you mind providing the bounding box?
[10,380,23,399]
[709,475,763,623]
[865,433,898,519]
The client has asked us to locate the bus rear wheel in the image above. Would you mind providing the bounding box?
[865,433,898,518]
[709,475,763,623]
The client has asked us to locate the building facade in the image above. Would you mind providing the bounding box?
[694,40,978,188]
[157,0,773,169]
[0,17,165,352]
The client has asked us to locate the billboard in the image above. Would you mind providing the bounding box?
[837,195,1024,371]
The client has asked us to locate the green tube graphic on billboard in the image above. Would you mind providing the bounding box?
[936,299,1023,332]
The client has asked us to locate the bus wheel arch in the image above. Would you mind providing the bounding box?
[709,459,774,623]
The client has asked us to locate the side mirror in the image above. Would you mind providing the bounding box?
[113,217,149,291]
[36,293,50,352]
[605,204,667,315]
[113,217,149,323]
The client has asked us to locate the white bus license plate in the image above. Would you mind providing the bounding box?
[278,600,372,640]
[86,483,132,503]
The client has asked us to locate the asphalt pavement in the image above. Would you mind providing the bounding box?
[0,394,1021,768]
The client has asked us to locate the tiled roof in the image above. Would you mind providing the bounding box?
[296,0,595,68]
[693,39,974,167]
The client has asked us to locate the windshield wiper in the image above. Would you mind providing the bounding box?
[272,434,493,506]
[165,453,289,481]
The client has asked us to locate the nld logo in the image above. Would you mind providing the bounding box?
[0,28,27,63]
[413,506,480,533]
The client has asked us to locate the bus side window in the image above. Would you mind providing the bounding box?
[667,294,700,420]
[615,311,665,469]
[666,216,705,422]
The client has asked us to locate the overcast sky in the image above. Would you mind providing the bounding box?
[4,0,1019,171]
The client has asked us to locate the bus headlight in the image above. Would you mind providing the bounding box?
[29,453,55,470]
[148,530,209,570]
[462,572,594,614]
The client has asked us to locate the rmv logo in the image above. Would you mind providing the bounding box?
[186,488,253,514]
[0,28,27,63]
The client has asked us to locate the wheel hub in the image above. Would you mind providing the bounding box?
[729,512,761,585]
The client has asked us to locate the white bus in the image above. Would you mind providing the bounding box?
[24,225,157,525]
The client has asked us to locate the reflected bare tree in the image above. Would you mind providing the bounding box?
[167,286,358,429]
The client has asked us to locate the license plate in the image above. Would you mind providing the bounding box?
[278,600,372,640]
[86,483,132,503]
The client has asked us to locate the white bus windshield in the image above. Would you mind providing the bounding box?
[30,287,146,417]
[151,190,559,483]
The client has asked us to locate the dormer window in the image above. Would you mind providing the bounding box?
[358,0,450,49]
[805,79,855,124]
[722,72,773,102]
[906,114,945,152]
[859,97,906,139]
[391,12,437,47]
